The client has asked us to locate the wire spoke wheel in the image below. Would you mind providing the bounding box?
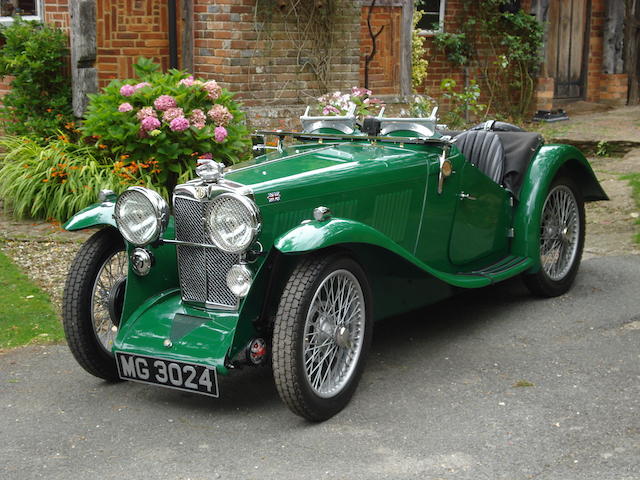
[62,229,125,381]
[91,250,127,352]
[303,270,365,398]
[539,185,580,281]
[272,255,372,421]
[524,177,585,298]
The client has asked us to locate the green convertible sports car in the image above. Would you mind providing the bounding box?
[62,109,607,421]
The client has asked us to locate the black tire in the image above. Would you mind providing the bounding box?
[523,176,585,297]
[62,228,126,381]
[272,254,373,421]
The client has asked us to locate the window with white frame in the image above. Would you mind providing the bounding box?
[416,0,446,34]
[0,0,42,24]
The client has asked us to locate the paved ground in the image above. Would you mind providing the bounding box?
[2,255,639,480]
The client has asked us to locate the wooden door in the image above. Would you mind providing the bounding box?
[627,0,640,104]
[546,0,590,99]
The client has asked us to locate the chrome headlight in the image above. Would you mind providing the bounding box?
[114,187,169,246]
[205,193,260,254]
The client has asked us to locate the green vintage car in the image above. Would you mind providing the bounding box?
[62,110,607,421]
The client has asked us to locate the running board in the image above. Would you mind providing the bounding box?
[452,256,533,287]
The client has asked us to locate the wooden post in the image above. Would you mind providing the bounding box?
[182,0,194,72]
[400,0,414,97]
[626,0,640,104]
[603,0,625,74]
[69,0,98,118]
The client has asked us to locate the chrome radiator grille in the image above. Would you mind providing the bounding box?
[174,196,239,308]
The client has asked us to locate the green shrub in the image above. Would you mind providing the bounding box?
[82,58,251,193]
[0,17,73,139]
[440,78,486,129]
[0,136,124,222]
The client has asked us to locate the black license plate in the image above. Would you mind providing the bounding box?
[115,352,219,397]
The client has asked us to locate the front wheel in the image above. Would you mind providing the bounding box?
[272,254,373,421]
[62,228,127,381]
[523,176,585,297]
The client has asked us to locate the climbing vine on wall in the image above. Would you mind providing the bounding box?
[433,0,543,120]
[253,0,338,98]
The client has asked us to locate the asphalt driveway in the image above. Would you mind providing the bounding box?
[1,255,639,480]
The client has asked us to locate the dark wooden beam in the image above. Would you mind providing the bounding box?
[69,0,98,117]
[603,0,625,74]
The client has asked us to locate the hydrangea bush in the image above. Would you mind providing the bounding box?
[82,58,251,194]
[316,87,385,119]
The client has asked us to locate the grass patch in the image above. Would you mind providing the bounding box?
[621,172,640,244]
[0,246,63,349]
[513,380,535,388]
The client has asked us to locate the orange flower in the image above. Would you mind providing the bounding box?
[120,154,130,160]
[98,144,107,149]
[23,164,29,168]
[46,108,53,113]
[42,179,49,183]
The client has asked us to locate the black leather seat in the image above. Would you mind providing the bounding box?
[455,130,505,184]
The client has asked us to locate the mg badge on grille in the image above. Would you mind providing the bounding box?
[194,187,207,199]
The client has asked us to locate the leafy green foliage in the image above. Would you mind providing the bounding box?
[440,79,486,129]
[0,17,72,139]
[411,9,429,91]
[433,0,543,121]
[81,58,251,193]
[0,248,63,349]
[433,32,470,67]
[596,140,610,157]
[622,173,640,244]
[0,136,124,222]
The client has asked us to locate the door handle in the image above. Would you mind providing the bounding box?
[459,192,477,201]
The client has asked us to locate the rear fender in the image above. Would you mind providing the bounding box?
[512,144,608,271]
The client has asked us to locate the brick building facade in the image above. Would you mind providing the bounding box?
[359,0,630,114]
[0,0,632,127]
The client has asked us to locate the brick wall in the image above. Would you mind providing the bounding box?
[585,0,628,105]
[43,0,70,30]
[192,0,360,129]
[96,0,176,88]
[359,5,402,95]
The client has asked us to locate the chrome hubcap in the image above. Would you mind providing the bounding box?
[91,250,127,352]
[540,185,580,281]
[303,269,365,398]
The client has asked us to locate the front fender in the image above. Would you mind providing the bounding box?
[513,144,608,270]
[274,218,494,288]
[63,201,116,231]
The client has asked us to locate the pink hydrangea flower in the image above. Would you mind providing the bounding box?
[203,80,222,100]
[141,116,161,131]
[153,95,177,111]
[134,82,151,91]
[322,105,340,115]
[178,76,195,87]
[136,106,157,120]
[214,126,228,143]
[207,104,233,126]
[118,102,133,112]
[120,84,135,97]
[351,86,372,97]
[162,107,184,123]
[190,108,206,129]
[169,116,190,132]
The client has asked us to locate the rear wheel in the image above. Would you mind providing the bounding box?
[523,176,585,297]
[62,228,127,380]
[272,254,372,421]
